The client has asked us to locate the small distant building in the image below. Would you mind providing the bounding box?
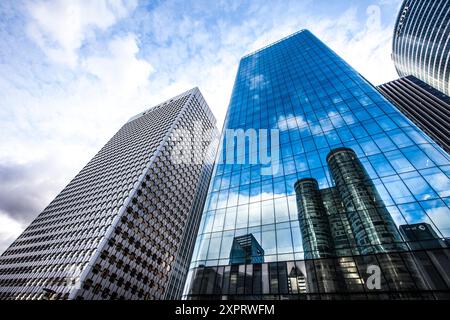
[229,234,264,265]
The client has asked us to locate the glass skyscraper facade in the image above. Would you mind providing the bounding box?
[0,88,217,300]
[392,0,450,96]
[183,30,450,300]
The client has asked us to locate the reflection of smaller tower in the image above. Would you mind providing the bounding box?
[321,188,359,256]
[295,147,426,295]
[287,265,307,294]
[304,259,343,294]
[229,234,264,265]
[188,265,222,296]
[295,178,353,293]
[326,147,406,254]
[400,223,448,250]
[294,179,334,259]
[400,223,450,290]
[334,256,364,292]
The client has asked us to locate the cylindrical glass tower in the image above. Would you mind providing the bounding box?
[326,148,406,254]
[392,0,450,96]
[294,178,334,259]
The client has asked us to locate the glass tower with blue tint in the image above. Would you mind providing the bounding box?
[183,30,450,300]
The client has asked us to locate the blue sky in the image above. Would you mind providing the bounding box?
[0,0,403,253]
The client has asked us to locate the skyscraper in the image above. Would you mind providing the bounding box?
[183,30,450,300]
[377,75,450,153]
[392,0,450,96]
[229,234,265,265]
[0,88,218,300]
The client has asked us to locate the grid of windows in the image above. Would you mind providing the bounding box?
[0,88,217,300]
[186,249,450,300]
[184,30,450,299]
[378,75,450,154]
[392,0,450,96]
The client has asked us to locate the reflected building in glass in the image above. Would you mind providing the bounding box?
[295,147,407,257]
[400,223,450,250]
[183,30,450,300]
[229,234,264,265]
[296,147,424,295]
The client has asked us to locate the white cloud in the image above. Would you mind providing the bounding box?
[0,34,155,169]
[0,211,24,255]
[323,5,398,85]
[82,34,154,97]
[427,207,450,236]
[277,115,308,131]
[26,0,137,67]
[249,74,268,90]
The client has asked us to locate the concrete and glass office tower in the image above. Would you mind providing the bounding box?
[183,30,450,300]
[378,75,450,154]
[392,0,450,96]
[0,88,218,300]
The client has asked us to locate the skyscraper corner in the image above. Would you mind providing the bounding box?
[0,88,218,300]
[183,29,450,300]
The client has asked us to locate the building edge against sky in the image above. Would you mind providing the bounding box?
[183,29,450,299]
[0,88,218,300]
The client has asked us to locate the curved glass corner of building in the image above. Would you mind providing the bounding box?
[392,0,450,96]
[184,30,450,300]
